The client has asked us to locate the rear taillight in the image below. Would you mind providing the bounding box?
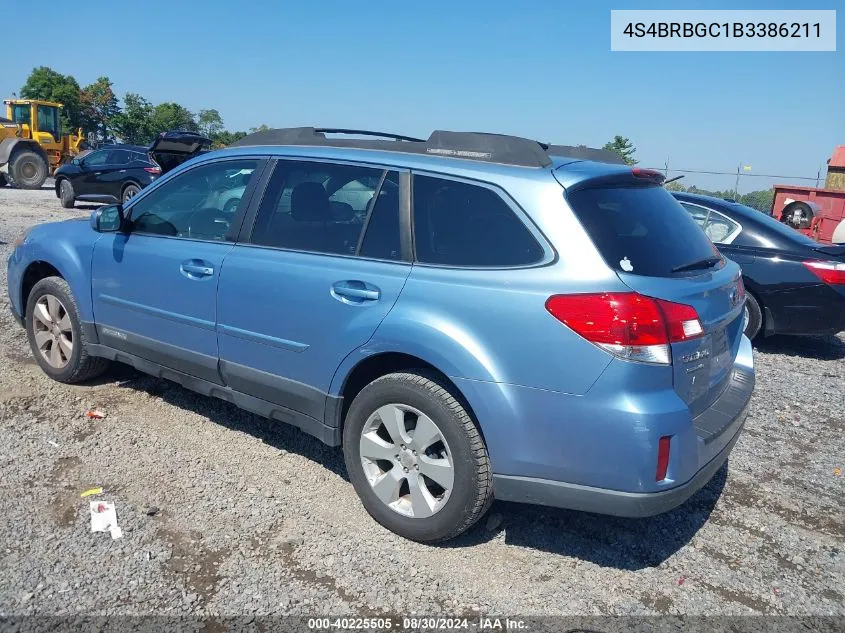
[803,260,845,285]
[544,292,703,365]
[144,166,161,174]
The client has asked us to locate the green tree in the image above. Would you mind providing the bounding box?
[79,76,120,143]
[20,66,82,131]
[250,123,271,133]
[210,129,248,148]
[665,180,687,192]
[602,135,638,165]
[197,109,224,139]
[112,93,154,144]
[739,189,774,213]
[148,102,198,135]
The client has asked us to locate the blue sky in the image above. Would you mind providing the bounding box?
[5,0,843,192]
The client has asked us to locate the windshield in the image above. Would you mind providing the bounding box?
[567,184,720,278]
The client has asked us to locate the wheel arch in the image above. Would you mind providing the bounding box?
[54,175,70,197]
[16,243,96,324]
[741,277,768,336]
[331,351,485,444]
[0,138,48,167]
[20,261,65,314]
[121,180,142,196]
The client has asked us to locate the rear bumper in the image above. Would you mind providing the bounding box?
[458,335,755,517]
[493,404,747,517]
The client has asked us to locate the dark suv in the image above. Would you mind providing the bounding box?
[54,132,211,208]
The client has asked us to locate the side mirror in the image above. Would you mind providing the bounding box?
[90,204,125,233]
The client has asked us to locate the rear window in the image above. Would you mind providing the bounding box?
[413,175,544,267]
[567,185,718,277]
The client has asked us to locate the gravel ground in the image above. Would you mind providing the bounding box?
[0,184,843,619]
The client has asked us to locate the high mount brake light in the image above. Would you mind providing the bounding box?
[631,168,665,183]
[544,292,704,365]
[803,260,845,285]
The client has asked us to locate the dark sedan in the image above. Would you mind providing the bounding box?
[672,192,845,339]
[54,144,161,208]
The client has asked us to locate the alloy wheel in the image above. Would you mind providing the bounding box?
[359,404,455,519]
[32,294,73,369]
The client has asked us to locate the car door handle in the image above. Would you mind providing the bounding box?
[331,281,380,301]
[180,261,214,278]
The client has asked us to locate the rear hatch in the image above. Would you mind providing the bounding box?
[148,131,211,174]
[561,170,746,417]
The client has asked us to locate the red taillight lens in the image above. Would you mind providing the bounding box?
[545,292,703,365]
[144,166,161,174]
[656,298,704,341]
[656,436,671,481]
[631,167,665,183]
[803,260,845,285]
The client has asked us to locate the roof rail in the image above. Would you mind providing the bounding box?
[229,127,625,168]
[230,127,552,167]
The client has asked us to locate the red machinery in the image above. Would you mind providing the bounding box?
[771,146,845,245]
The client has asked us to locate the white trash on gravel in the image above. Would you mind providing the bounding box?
[89,501,122,539]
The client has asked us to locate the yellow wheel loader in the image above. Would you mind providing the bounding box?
[0,99,85,189]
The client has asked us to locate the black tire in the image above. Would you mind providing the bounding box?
[0,173,7,187]
[122,183,141,203]
[58,179,75,208]
[10,150,49,189]
[743,291,763,340]
[25,276,110,383]
[343,371,493,543]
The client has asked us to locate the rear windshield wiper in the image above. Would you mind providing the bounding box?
[671,255,722,273]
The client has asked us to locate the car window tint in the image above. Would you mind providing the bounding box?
[567,185,718,277]
[359,172,401,261]
[109,150,130,165]
[412,175,543,267]
[129,159,258,241]
[251,160,382,256]
[84,150,109,167]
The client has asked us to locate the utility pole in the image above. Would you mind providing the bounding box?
[664,157,669,178]
[734,163,741,201]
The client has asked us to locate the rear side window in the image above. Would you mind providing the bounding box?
[412,175,543,267]
[567,185,718,277]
